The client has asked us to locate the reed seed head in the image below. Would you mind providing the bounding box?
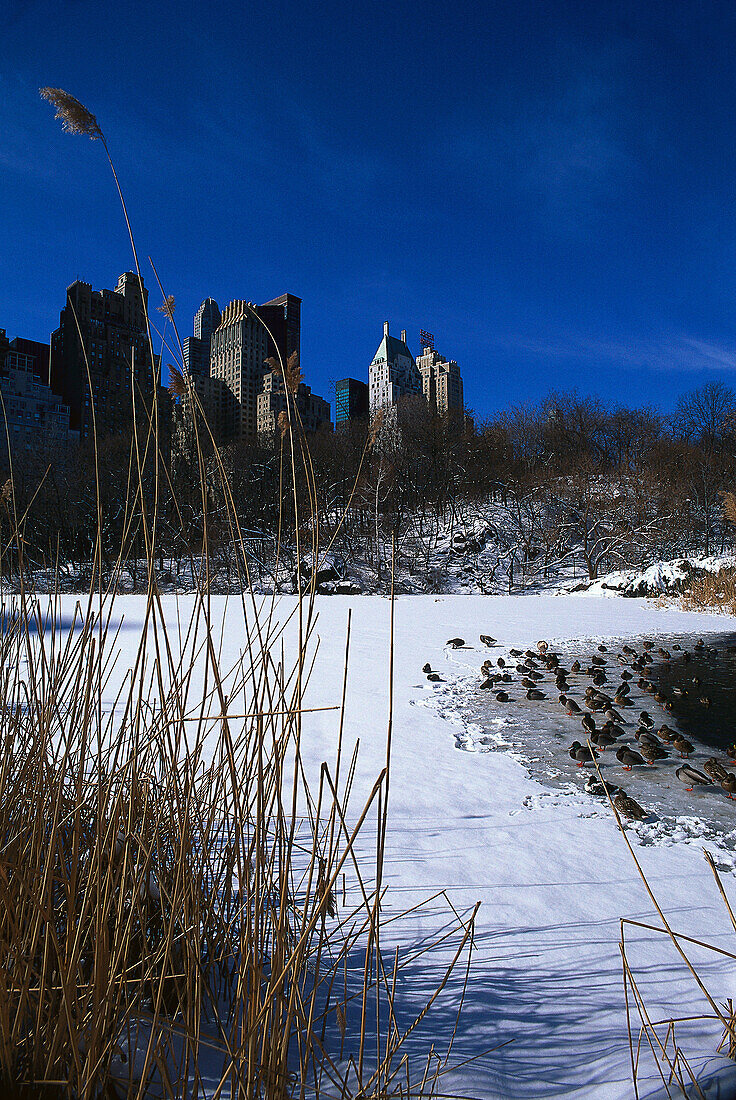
[285,350,302,394]
[168,364,188,398]
[39,87,103,140]
[266,352,302,394]
[158,294,176,321]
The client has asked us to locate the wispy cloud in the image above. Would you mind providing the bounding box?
[517,71,631,227]
[494,332,736,374]
[443,42,641,232]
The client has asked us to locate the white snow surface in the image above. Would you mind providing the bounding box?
[42,593,736,1097]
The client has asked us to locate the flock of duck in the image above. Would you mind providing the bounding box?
[424,634,736,823]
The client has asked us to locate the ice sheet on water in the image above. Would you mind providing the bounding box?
[438,631,736,854]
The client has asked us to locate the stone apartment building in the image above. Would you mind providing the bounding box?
[50,272,165,441]
[0,329,74,451]
[416,345,464,417]
[257,370,332,438]
[208,300,271,443]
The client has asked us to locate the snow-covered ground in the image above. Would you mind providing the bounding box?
[32,593,736,1097]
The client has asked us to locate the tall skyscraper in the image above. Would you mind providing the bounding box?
[50,272,163,440]
[335,378,369,426]
[257,293,301,367]
[173,298,223,450]
[209,300,270,443]
[368,322,422,416]
[194,297,221,343]
[416,344,464,418]
[183,298,221,379]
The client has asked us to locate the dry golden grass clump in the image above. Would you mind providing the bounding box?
[682,567,736,615]
[0,452,477,1098]
[722,491,736,530]
[0,580,428,1097]
[0,388,477,1096]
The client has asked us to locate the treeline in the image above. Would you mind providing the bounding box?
[2,380,736,590]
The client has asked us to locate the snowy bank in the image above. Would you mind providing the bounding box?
[567,554,736,598]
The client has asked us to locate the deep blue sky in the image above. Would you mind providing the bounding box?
[3,0,736,421]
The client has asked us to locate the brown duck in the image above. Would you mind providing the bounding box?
[614,791,647,820]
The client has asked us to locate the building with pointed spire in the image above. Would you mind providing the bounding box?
[368,322,422,417]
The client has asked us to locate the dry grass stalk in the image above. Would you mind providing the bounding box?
[168,364,188,399]
[284,351,302,395]
[718,1000,736,1060]
[267,352,302,395]
[589,744,736,1096]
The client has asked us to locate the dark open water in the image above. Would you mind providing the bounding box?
[649,635,736,754]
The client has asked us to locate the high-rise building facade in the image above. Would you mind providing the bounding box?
[257,371,332,437]
[0,329,74,450]
[10,337,51,387]
[368,322,422,416]
[257,293,301,367]
[50,272,163,440]
[209,300,270,443]
[416,345,464,418]
[183,297,221,380]
[173,299,223,453]
[194,297,221,344]
[335,378,369,426]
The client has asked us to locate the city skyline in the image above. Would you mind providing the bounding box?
[4,1,736,420]
[4,272,468,438]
